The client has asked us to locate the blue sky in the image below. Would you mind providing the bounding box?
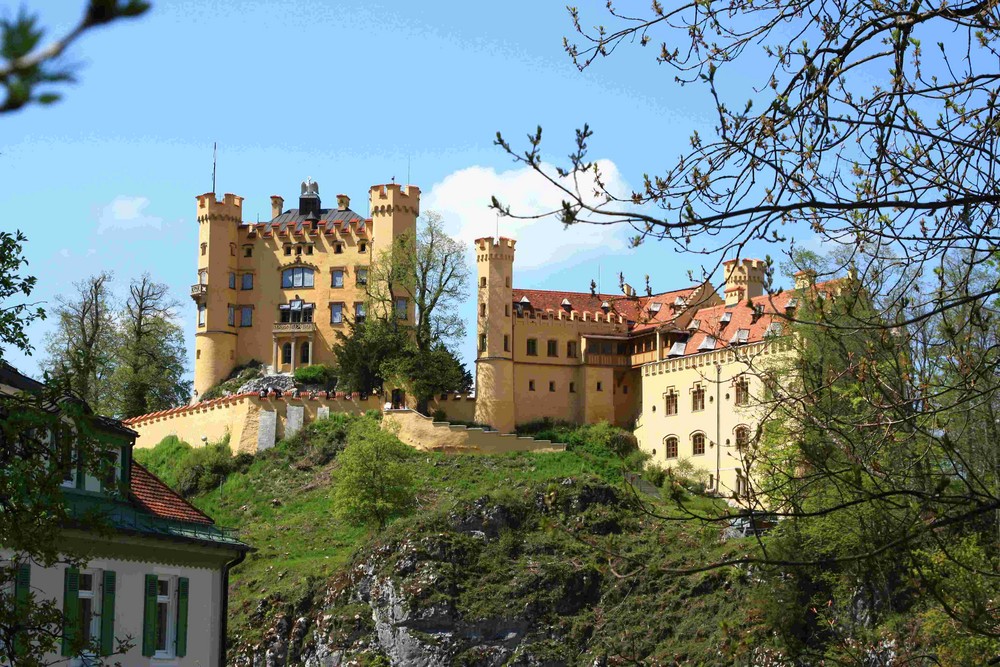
[2,1,783,379]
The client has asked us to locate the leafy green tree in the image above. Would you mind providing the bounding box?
[332,318,411,395]
[382,343,472,413]
[110,274,189,418]
[333,417,417,529]
[42,272,118,415]
[0,231,44,360]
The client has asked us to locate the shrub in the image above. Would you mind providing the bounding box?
[275,413,353,466]
[294,364,337,388]
[431,409,447,422]
[133,435,193,490]
[644,462,667,488]
[133,434,247,498]
[201,359,264,401]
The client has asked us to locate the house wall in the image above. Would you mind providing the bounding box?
[634,339,794,496]
[3,531,237,667]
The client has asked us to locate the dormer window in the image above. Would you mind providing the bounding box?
[766,322,783,337]
[561,298,572,310]
[688,319,701,331]
[785,297,799,310]
[673,296,686,306]
[601,301,610,312]
[730,328,750,345]
[698,336,717,351]
[648,302,661,314]
[720,312,732,325]
[668,341,687,357]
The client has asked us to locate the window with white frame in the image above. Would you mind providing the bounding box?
[78,571,101,649]
[331,269,344,288]
[154,577,174,658]
[330,303,344,324]
[239,306,253,327]
[197,304,206,327]
[281,267,314,289]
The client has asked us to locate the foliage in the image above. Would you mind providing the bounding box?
[200,359,263,402]
[517,418,638,459]
[0,231,44,360]
[133,434,247,498]
[273,414,352,468]
[380,343,472,410]
[293,363,337,389]
[0,1,150,114]
[332,418,417,529]
[332,318,410,395]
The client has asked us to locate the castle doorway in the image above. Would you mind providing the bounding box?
[391,388,404,410]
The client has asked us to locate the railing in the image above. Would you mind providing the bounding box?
[273,322,316,333]
[189,283,207,299]
[630,350,659,366]
[584,352,630,366]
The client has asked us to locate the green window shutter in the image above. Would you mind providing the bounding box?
[100,570,116,656]
[175,577,189,657]
[14,563,30,657]
[61,567,80,656]
[142,574,158,657]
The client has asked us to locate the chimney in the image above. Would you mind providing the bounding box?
[270,195,284,219]
[723,258,766,306]
[336,194,350,211]
[794,269,817,290]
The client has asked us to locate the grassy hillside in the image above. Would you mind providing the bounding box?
[135,415,760,663]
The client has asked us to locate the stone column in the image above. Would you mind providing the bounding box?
[307,337,313,365]
[290,339,296,373]
[272,339,278,373]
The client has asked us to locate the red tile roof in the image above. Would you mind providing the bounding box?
[680,291,796,355]
[511,285,704,330]
[129,462,215,525]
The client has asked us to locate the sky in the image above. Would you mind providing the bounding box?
[1,0,787,380]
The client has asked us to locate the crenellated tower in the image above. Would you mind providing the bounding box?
[369,183,420,248]
[473,236,516,433]
[192,192,243,396]
[722,258,767,306]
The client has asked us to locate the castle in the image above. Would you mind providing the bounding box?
[128,178,807,500]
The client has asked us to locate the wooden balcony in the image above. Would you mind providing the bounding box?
[272,322,316,334]
[584,352,631,366]
[190,284,207,300]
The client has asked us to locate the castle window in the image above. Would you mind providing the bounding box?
[664,389,678,415]
[201,243,207,256]
[240,306,253,327]
[282,267,314,288]
[335,243,344,254]
[479,334,486,353]
[735,425,750,450]
[480,277,486,288]
[227,305,235,327]
[528,380,535,391]
[244,245,253,258]
[596,382,603,392]
[358,242,367,253]
[623,386,628,395]
[241,273,253,290]
[505,276,510,288]
[664,436,678,459]
[548,381,555,392]
[282,343,292,364]
[396,298,408,320]
[295,245,302,256]
[503,335,509,352]
[569,382,576,393]
[480,302,486,317]
[356,268,368,286]
[279,300,313,323]
[735,377,750,406]
[354,302,366,323]
[330,303,344,324]
[547,340,558,357]
[331,269,344,288]
[230,243,236,256]
[505,305,510,317]
[300,342,310,364]
[692,432,705,456]
[306,245,314,255]
[229,272,236,290]
[692,384,705,412]
[284,245,292,256]
[197,304,206,327]
[196,349,201,360]
[526,338,538,356]
[567,341,578,358]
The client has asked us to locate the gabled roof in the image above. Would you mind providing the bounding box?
[267,208,367,233]
[682,291,797,354]
[129,462,215,525]
[510,286,704,331]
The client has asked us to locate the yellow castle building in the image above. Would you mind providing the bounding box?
[175,180,810,497]
[191,179,418,397]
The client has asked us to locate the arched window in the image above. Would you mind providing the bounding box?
[692,432,705,456]
[735,425,750,450]
[664,436,678,459]
[664,389,678,415]
[281,267,314,288]
[300,342,310,364]
[281,343,292,364]
[735,376,750,406]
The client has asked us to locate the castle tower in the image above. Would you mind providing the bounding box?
[473,237,516,433]
[192,192,243,396]
[369,183,420,249]
[722,258,767,306]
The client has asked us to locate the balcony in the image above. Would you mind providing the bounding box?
[190,283,207,300]
[273,322,316,334]
[584,352,631,367]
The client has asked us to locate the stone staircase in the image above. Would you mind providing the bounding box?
[383,409,566,454]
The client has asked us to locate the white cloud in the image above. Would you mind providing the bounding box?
[96,195,162,234]
[58,248,70,258]
[424,160,632,272]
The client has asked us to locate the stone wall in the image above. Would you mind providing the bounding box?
[384,409,564,454]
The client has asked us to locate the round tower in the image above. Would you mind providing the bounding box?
[473,236,516,433]
[369,183,420,251]
[193,192,243,397]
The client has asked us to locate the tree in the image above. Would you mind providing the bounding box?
[0,231,44,360]
[337,212,472,411]
[43,272,117,415]
[1,1,150,114]
[493,4,1000,657]
[332,417,417,529]
[110,274,189,418]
